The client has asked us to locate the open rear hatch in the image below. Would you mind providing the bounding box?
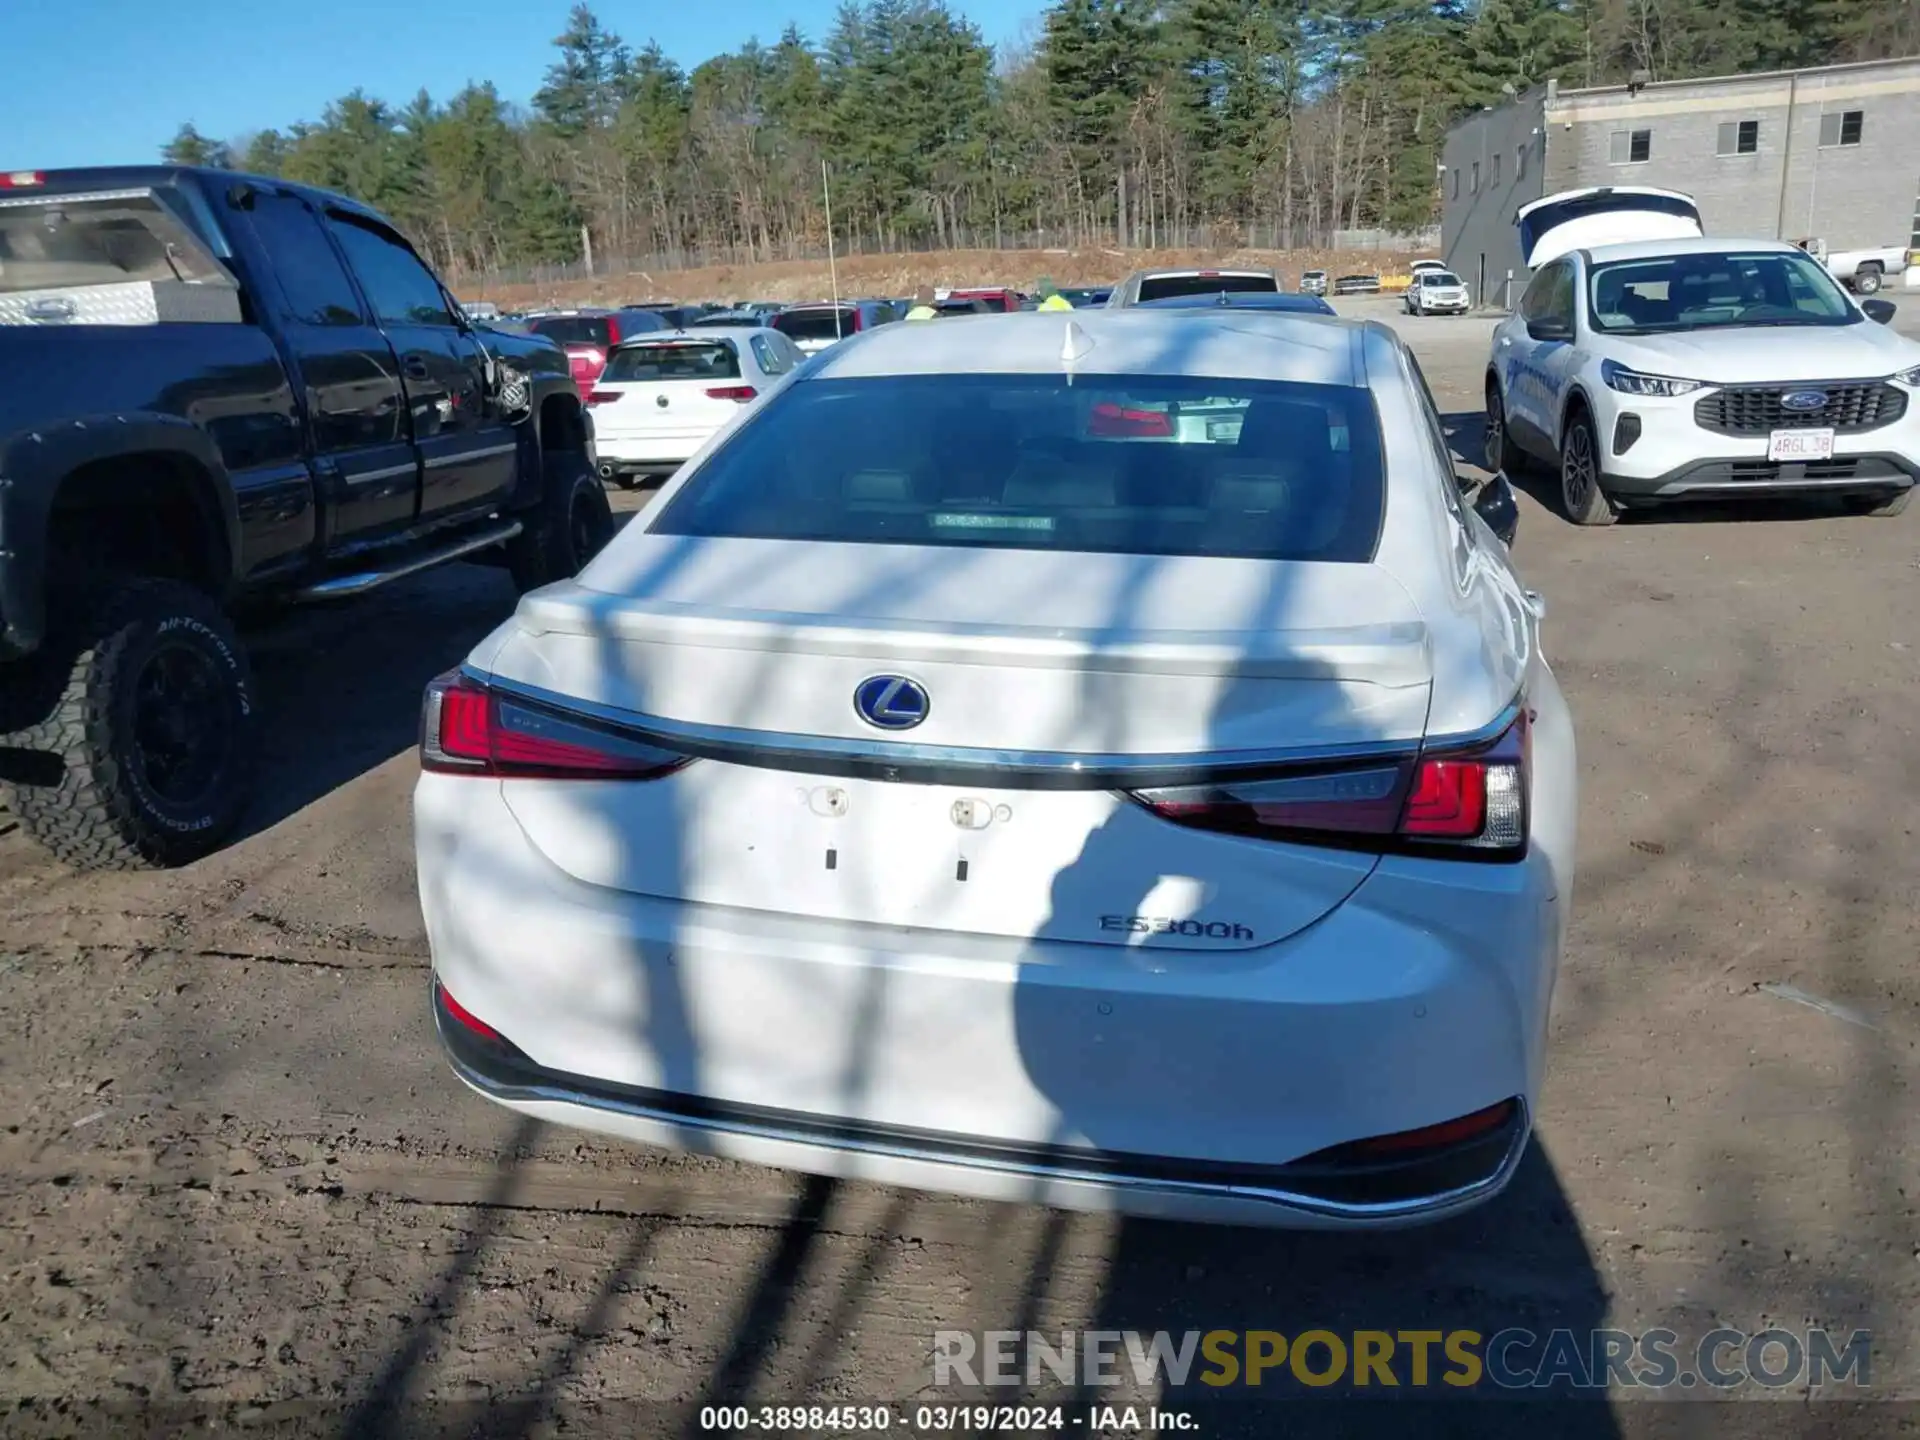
[1517,186,1703,268]
[479,536,1435,949]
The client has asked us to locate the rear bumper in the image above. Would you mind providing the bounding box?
[594,430,716,470]
[416,774,1562,1228]
[438,982,1530,1227]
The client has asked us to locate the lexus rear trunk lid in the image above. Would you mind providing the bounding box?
[1518,186,1703,268]
[477,537,1435,949]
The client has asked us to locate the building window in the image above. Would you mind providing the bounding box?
[1818,109,1864,147]
[1516,143,1527,180]
[1716,119,1759,156]
[1492,152,1502,185]
[1610,129,1653,164]
[1471,160,1480,192]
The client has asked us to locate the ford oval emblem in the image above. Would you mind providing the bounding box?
[1780,390,1829,412]
[854,675,929,731]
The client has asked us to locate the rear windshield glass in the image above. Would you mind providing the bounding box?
[1136,273,1278,302]
[0,191,232,295]
[602,340,742,382]
[774,308,856,342]
[527,315,612,347]
[651,372,1384,562]
[956,293,1010,312]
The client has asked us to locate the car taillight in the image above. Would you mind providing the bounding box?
[1129,708,1530,858]
[0,171,45,188]
[1089,402,1173,438]
[705,385,757,402]
[586,389,622,405]
[420,672,690,781]
[606,317,622,347]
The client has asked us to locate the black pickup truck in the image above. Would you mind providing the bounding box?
[0,166,612,869]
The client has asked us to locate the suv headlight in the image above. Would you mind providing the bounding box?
[1894,364,1920,387]
[1602,359,1704,397]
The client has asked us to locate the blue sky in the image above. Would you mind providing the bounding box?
[7,0,1041,172]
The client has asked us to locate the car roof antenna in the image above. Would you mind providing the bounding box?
[1060,319,1095,385]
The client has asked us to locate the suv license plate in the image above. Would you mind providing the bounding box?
[1768,428,1835,462]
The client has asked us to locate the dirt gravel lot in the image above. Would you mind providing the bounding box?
[3,297,1918,1438]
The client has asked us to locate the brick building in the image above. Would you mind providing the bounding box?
[1441,56,1920,309]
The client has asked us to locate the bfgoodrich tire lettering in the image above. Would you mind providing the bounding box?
[4,578,257,869]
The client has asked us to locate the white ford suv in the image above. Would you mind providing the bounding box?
[1484,188,1920,524]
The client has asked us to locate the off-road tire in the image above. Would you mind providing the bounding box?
[507,450,616,593]
[4,578,256,870]
[1560,408,1618,527]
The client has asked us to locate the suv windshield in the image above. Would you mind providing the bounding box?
[1421,272,1463,287]
[602,340,741,382]
[1588,250,1857,333]
[650,372,1384,562]
[527,315,612,347]
[1136,273,1278,302]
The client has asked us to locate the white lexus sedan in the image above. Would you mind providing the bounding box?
[415,309,1579,1229]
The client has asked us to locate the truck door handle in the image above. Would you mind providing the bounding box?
[403,357,431,381]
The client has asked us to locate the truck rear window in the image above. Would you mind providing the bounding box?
[651,372,1383,562]
[0,191,231,295]
[602,341,741,382]
[774,308,857,343]
[1136,273,1278,302]
[527,315,612,347]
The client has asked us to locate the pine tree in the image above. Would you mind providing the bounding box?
[534,3,634,136]
[162,123,231,169]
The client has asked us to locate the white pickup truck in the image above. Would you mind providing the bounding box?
[1796,238,1913,295]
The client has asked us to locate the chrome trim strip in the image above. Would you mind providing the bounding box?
[425,442,519,469]
[469,667,1523,787]
[347,462,419,483]
[295,520,521,601]
[442,1029,1528,1222]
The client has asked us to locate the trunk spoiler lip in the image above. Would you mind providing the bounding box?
[513,588,1433,686]
[463,664,1518,791]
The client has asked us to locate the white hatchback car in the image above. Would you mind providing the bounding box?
[587,327,806,486]
[415,309,1578,1229]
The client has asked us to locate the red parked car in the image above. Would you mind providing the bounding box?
[945,287,1020,313]
[524,308,673,394]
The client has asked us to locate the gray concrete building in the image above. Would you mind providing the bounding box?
[1442,55,1920,309]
